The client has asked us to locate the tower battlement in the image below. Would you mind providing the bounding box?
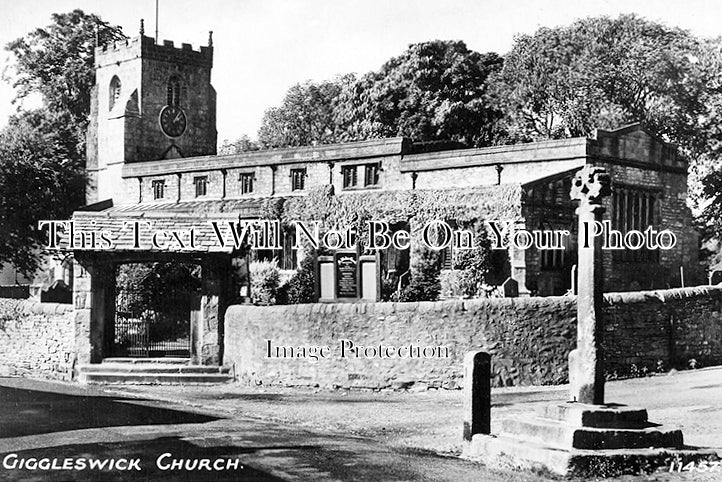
[95,35,213,69]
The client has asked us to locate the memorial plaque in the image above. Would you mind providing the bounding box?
[335,252,358,298]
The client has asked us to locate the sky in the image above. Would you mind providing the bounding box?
[1,0,721,144]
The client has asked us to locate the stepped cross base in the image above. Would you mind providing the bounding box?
[463,402,720,477]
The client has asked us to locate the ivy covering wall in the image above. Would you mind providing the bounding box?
[255,184,523,302]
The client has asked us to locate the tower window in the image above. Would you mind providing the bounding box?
[239,173,254,195]
[342,166,357,189]
[194,176,208,197]
[109,76,122,110]
[152,180,165,200]
[364,163,380,186]
[167,76,182,107]
[291,168,306,191]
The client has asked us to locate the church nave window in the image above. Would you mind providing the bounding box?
[239,173,254,195]
[152,180,165,200]
[612,186,659,262]
[364,163,380,187]
[291,168,306,191]
[194,176,208,197]
[342,165,357,189]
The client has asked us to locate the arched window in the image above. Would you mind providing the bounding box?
[167,76,182,107]
[109,76,122,110]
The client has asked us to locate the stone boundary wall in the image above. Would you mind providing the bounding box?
[224,286,722,389]
[0,299,75,380]
[604,286,722,374]
[0,286,29,299]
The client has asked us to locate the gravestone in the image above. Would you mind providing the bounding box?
[501,277,518,298]
[41,280,72,304]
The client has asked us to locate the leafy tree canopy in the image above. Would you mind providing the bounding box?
[1,10,122,274]
[335,40,505,147]
[5,9,126,158]
[218,134,260,155]
[494,14,706,145]
[0,110,86,274]
[253,41,504,149]
[494,17,722,263]
[257,76,354,148]
[695,38,722,245]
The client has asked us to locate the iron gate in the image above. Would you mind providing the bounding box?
[112,289,193,357]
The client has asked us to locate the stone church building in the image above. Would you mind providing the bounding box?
[59,32,699,367]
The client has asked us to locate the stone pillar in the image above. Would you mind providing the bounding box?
[195,255,232,365]
[73,259,92,364]
[568,166,612,405]
[73,257,114,364]
[463,351,491,440]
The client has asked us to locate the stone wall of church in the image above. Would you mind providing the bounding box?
[224,286,722,390]
[227,166,271,197]
[121,138,409,203]
[600,162,701,290]
[0,299,75,380]
[519,159,698,295]
[412,158,585,190]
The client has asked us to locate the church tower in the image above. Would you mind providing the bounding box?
[86,26,216,204]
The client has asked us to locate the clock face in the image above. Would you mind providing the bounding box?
[159,105,187,138]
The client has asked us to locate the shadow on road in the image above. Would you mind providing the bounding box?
[0,436,287,481]
[0,385,219,438]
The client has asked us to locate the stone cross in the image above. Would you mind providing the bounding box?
[569,165,612,405]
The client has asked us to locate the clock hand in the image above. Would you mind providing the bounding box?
[173,111,183,123]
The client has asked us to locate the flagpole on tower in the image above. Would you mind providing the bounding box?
[155,0,159,43]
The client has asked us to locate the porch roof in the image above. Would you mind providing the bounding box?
[71,198,268,253]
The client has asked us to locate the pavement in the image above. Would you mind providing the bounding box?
[0,367,721,481]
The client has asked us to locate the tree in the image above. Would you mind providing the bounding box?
[218,135,260,154]
[493,15,706,144]
[692,38,722,247]
[400,247,441,302]
[257,76,354,148]
[0,110,86,274]
[0,10,123,274]
[282,255,317,304]
[5,9,126,159]
[255,41,504,149]
[335,40,505,147]
[493,16,722,267]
